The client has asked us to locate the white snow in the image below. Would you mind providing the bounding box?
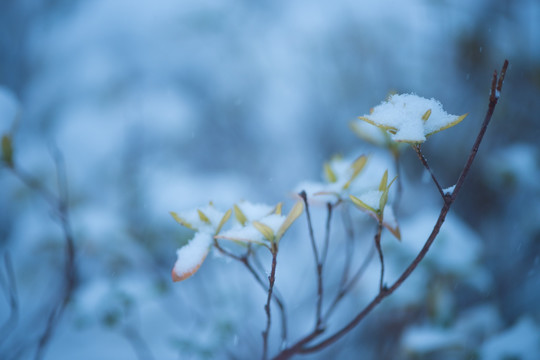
[236,201,274,221]
[259,213,287,233]
[350,118,390,146]
[402,325,465,353]
[356,190,383,210]
[480,317,540,360]
[294,153,391,204]
[359,94,466,143]
[443,184,456,195]
[484,143,540,189]
[172,231,213,280]
[294,180,338,205]
[218,213,286,243]
[390,210,486,282]
[219,224,266,244]
[173,204,227,232]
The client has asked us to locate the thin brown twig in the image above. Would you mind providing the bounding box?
[323,243,376,322]
[298,191,324,329]
[262,243,278,360]
[320,202,333,266]
[33,149,77,360]
[0,253,19,342]
[451,59,509,200]
[273,59,509,359]
[373,222,385,292]
[213,240,288,346]
[3,146,77,360]
[339,203,355,289]
[413,144,446,200]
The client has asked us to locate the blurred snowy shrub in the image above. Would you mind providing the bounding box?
[168,89,513,359]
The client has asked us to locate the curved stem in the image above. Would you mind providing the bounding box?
[262,244,278,360]
[213,240,288,345]
[273,59,509,359]
[339,203,355,289]
[0,253,19,343]
[373,222,385,292]
[413,144,446,200]
[299,191,324,329]
[323,243,375,322]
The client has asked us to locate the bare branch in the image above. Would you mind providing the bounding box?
[6,148,78,360]
[0,253,19,343]
[338,203,355,289]
[298,191,325,330]
[213,240,288,346]
[413,144,446,200]
[273,59,509,359]
[324,243,376,322]
[262,243,278,360]
[373,222,385,292]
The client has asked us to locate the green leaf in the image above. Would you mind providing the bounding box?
[379,176,397,218]
[427,113,469,137]
[421,109,432,122]
[379,170,388,191]
[233,204,247,226]
[2,135,14,168]
[215,234,270,249]
[276,201,304,241]
[379,189,389,215]
[197,209,211,224]
[170,211,195,230]
[253,221,275,242]
[274,202,283,215]
[349,194,377,214]
[215,209,232,234]
[324,162,337,183]
[358,116,398,133]
[387,175,398,189]
[343,155,368,190]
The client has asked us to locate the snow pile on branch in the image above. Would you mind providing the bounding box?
[358,94,467,143]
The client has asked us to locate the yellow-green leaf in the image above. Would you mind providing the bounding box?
[343,155,368,190]
[253,221,275,242]
[358,116,398,133]
[276,201,304,241]
[422,109,432,122]
[215,209,232,234]
[388,176,398,189]
[324,162,337,183]
[233,204,247,226]
[2,135,14,168]
[427,113,469,137]
[379,170,388,191]
[170,211,195,230]
[384,222,401,241]
[215,234,270,248]
[349,194,377,214]
[379,176,397,217]
[198,209,211,224]
[274,202,283,215]
[379,189,389,215]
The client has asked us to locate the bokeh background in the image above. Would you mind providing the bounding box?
[1,0,539,359]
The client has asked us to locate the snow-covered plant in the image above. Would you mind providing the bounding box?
[357,93,468,144]
[167,60,509,359]
[170,201,303,282]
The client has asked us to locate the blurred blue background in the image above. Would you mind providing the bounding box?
[1,0,539,359]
